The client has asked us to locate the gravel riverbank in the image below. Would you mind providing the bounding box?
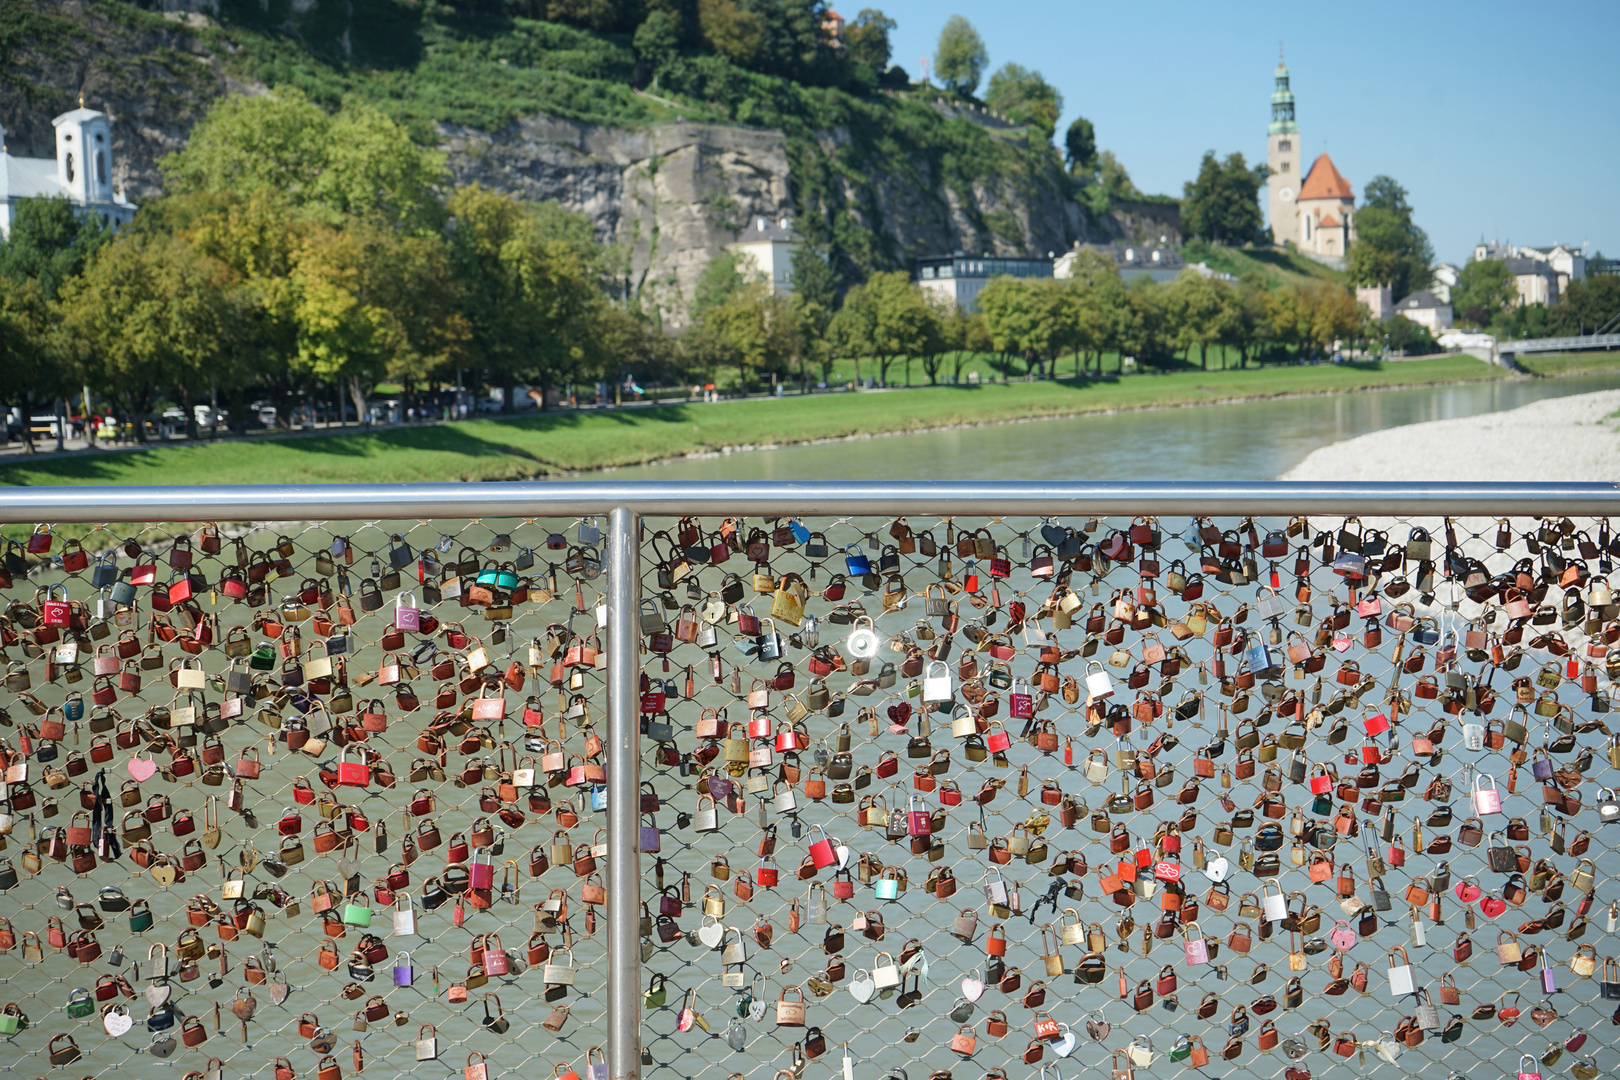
[1280,389,1620,481]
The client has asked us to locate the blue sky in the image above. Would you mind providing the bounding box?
[875,1,1617,265]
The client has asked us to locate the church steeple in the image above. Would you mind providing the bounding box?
[1269,48,1298,136]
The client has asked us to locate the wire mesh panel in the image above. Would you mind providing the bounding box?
[633,512,1620,1080]
[0,516,614,1080]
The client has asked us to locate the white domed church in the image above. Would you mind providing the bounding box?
[0,103,137,239]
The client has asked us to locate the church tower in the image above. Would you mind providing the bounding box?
[1266,55,1301,248]
[53,104,116,207]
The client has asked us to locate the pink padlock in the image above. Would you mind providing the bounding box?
[1184,930,1209,966]
[1008,681,1033,720]
[394,592,420,632]
[468,848,494,889]
[1472,773,1503,816]
[1329,920,1357,950]
[482,935,509,976]
[1518,1055,1541,1080]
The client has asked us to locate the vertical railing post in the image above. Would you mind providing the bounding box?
[605,506,643,1080]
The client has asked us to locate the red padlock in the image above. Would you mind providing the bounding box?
[807,825,837,870]
[337,748,370,788]
[41,585,71,628]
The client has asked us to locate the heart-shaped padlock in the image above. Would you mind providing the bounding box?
[961,977,985,1001]
[848,972,875,1004]
[103,1005,133,1037]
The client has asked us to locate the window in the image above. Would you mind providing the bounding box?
[96,152,106,186]
[1303,217,1311,240]
[65,152,75,183]
[1280,162,1289,174]
[1279,139,1291,151]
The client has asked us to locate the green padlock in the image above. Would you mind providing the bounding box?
[644,974,667,1009]
[129,900,154,933]
[0,1008,24,1034]
[342,902,373,928]
[65,989,94,1019]
[248,644,277,672]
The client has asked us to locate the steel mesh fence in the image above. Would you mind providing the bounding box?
[0,515,614,1080]
[0,490,1617,1080]
[633,512,1620,1080]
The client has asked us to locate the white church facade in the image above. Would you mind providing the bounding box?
[1265,60,1355,265]
[0,105,137,239]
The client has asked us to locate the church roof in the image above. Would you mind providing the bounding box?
[1317,213,1342,228]
[52,107,107,128]
[1298,154,1353,201]
[0,152,67,202]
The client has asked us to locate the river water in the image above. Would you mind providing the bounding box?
[600,373,1620,482]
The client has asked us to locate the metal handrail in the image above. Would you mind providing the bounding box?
[0,481,1616,522]
[5,480,1614,1080]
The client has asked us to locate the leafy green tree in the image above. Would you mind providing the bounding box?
[691,281,799,393]
[1345,175,1433,299]
[933,15,987,95]
[162,88,447,234]
[0,279,56,448]
[1125,277,1171,366]
[828,271,937,386]
[985,63,1062,140]
[979,276,1072,377]
[845,9,895,79]
[1450,259,1516,327]
[1546,274,1620,336]
[788,242,839,388]
[447,185,607,409]
[1064,117,1097,176]
[539,0,640,31]
[634,8,682,80]
[1181,151,1268,245]
[0,196,113,300]
[693,249,764,313]
[697,0,767,67]
[57,233,243,441]
[1059,248,1128,374]
[1167,270,1229,367]
[1382,312,1438,356]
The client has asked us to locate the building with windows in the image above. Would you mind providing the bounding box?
[0,105,137,239]
[728,216,801,296]
[914,253,1053,311]
[1265,58,1354,264]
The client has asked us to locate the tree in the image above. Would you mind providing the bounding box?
[57,233,243,441]
[1167,271,1229,367]
[979,276,1071,377]
[1345,175,1433,299]
[1059,248,1129,374]
[1450,259,1516,328]
[0,279,56,449]
[1064,117,1097,176]
[633,8,682,82]
[984,63,1062,140]
[1124,277,1171,366]
[447,185,608,409]
[845,9,895,79]
[1181,151,1268,245]
[697,0,766,67]
[933,15,987,95]
[693,249,763,314]
[1547,274,1620,336]
[691,282,798,393]
[1382,313,1438,356]
[162,88,446,235]
[788,242,839,389]
[0,196,113,300]
[828,271,937,387]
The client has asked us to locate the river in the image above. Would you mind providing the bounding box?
[600,372,1620,482]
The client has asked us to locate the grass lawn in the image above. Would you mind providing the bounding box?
[1514,352,1620,377]
[1179,242,1350,290]
[0,356,1507,494]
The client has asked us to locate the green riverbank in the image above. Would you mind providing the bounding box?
[0,355,1559,491]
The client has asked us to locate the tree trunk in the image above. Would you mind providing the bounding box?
[347,375,369,427]
[500,370,516,414]
[126,393,146,443]
[737,359,749,396]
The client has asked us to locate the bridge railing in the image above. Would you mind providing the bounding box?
[0,482,1616,1080]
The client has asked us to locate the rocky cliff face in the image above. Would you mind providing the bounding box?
[441,116,793,323]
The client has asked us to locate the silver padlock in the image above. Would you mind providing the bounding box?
[1597,788,1620,824]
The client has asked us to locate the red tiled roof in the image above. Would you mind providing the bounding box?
[1318,213,1341,228]
[1298,154,1353,201]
